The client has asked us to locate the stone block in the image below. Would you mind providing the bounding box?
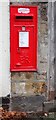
[11,81,46,96]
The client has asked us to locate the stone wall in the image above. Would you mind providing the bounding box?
[54,2,56,99]
[47,2,54,100]
[11,2,48,97]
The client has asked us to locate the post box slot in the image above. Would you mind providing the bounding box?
[15,16,33,21]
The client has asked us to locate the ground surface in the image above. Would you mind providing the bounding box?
[0,107,56,120]
[1,95,56,119]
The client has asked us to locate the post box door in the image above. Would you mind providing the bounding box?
[10,25,37,71]
[10,6,38,71]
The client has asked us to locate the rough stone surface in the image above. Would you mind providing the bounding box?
[47,2,54,100]
[10,95,46,112]
[11,2,48,97]
[54,1,56,99]
[11,81,47,96]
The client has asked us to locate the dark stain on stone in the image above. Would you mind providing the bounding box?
[11,72,15,77]
[18,72,21,77]
[40,3,48,21]
[54,57,56,64]
[25,72,32,79]
[11,72,21,77]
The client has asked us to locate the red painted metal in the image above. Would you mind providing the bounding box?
[10,5,38,71]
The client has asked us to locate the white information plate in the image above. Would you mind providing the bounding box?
[19,32,29,47]
[18,8,30,14]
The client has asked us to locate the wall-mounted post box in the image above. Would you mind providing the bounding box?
[10,5,38,71]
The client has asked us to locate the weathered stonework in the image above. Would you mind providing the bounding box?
[54,2,56,100]
[11,2,48,97]
[47,2,54,100]
[11,81,47,96]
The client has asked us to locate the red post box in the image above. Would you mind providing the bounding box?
[10,5,38,71]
